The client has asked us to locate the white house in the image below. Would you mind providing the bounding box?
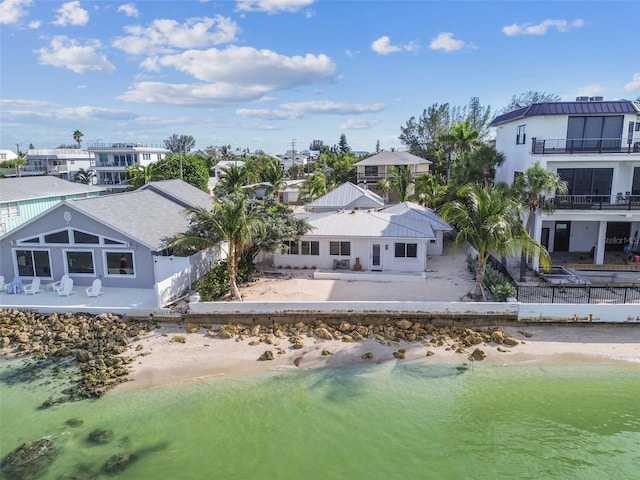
[354,151,432,196]
[305,182,385,212]
[0,149,18,162]
[491,98,640,266]
[23,148,94,181]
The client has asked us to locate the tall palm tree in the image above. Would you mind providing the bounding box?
[126,164,161,190]
[215,163,249,195]
[439,183,550,299]
[411,173,447,208]
[512,162,568,280]
[389,165,413,202]
[298,172,329,203]
[73,130,84,149]
[73,168,94,184]
[438,121,480,183]
[170,195,264,300]
[377,178,392,202]
[260,158,287,196]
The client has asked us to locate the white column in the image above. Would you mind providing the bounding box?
[595,221,607,265]
[531,212,544,270]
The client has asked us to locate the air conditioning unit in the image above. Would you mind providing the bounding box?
[576,96,589,102]
[589,96,604,102]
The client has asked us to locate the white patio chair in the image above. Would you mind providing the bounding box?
[23,277,44,295]
[56,278,75,297]
[85,279,103,298]
[52,274,70,293]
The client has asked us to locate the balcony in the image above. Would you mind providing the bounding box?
[544,194,640,211]
[532,137,640,155]
[88,142,166,150]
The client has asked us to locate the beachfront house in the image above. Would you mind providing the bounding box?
[271,201,452,272]
[354,151,432,198]
[22,148,95,181]
[0,176,107,235]
[491,97,640,267]
[0,180,221,307]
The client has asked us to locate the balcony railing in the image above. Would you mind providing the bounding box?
[532,137,640,155]
[88,142,166,149]
[543,194,640,210]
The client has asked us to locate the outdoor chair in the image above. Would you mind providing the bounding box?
[23,277,44,295]
[85,279,103,298]
[52,274,70,293]
[56,278,75,297]
[5,277,23,295]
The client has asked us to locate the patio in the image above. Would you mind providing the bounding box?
[0,287,174,317]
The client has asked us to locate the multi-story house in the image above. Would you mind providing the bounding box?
[23,149,94,181]
[491,98,640,267]
[354,151,432,197]
[87,141,169,190]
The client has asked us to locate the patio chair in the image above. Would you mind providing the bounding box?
[23,277,44,295]
[5,277,23,295]
[52,274,70,293]
[56,278,75,297]
[85,279,103,298]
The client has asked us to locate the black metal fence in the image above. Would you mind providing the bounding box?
[516,284,640,304]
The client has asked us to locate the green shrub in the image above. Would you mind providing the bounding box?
[194,259,254,301]
[489,283,516,302]
[466,256,515,302]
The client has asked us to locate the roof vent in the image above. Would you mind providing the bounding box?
[589,96,604,102]
[576,96,589,102]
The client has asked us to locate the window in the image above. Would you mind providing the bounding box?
[429,239,437,245]
[557,168,613,198]
[16,250,51,277]
[636,123,640,132]
[283,240,299,255]
[394,242,418,258]
[567,115,623,150]
[632,168,640,196]
[301,241,319,255]
[45,230,69,244]
[73,230,99,244]
[516,125,526,145]
[142,153,151,161]
[104,238,126,245]
[1,202,20,219]
[157,154,162,160]
[364,166,378,176]
[65,251,95,274]
[105,252,134,275]
[99,153,108,163]
[329,241,350,256]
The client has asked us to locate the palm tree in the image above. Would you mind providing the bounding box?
[411,173,447,208]
[298,172,329,204]
[389,165,413,202]
[73,130,84,149]
[377,178,392,202]
[170,195,264,300]
[439,183,550,299]
[215,163,249,195]
[512,162,568,280]
[73,168,94,184]
[126,164,161,190]
[438,121,480,183]
[260,158,287,196]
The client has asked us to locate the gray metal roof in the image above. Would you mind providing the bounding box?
[138,179,213,210]
[306,182,384,210]
[354,151,432,166]
[490,100,640,126]
[67,189,195,251]
[298,207,436,239]
[0,176,107,203]
[382,202,452,231]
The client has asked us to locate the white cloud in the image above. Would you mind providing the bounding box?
[371,36,418,56]
[429,32,470,52]
[237,100,386,120]
[340,118,381,130]
[27,19,39,28]
[623,73,640,92]
[575,84,604,97]
[0,98,51,107]
[0,99,136,121]
[53,1,89,26]
[36,36,115,73]
[502,19,584,36]
[0,0,32,25]
[112,16,239,55]
[117,3,139,18]
[58,106,137,120]
[236,0,314,14]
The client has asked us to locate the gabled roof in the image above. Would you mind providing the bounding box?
[490,100,640,126]
[382,202,452,232]
[297,207,436,239]
[0,176,107,203]
[138,179,212,210]
[306,182,384,210]
[66,189,196,251]
[354,151,432,166]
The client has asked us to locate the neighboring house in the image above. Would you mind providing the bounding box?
[0,176,106,235]
[0,149,18,161]
[87,141,170,191]
[305,182,385,213]
[354,151,432,193]
[0,150,20,177]
[280,150,308,169]
[272,200,452,272]
[208,160,245,193]
[245,179,305,205]
[0,180,218,306]
[491,97,640,266]
[23,148,95,181]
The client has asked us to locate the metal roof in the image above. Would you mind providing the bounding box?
[138,179,213,210]
[306,182,384,210]
[0,176,107,203]
[382,202,452,231]
[490,100,640,126]
[354,151,432,166]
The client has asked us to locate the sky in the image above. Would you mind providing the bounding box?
[1,0,639,156]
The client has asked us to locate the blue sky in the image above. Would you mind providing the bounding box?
[1,0,639,155]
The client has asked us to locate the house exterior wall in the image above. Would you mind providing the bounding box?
[272,236,428,272]
[0,205,157,289]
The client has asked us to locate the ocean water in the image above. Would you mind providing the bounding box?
[1,358,639,480]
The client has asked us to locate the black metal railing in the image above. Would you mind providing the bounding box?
[543,194,640,210]
[488,255,516,285]
[516,284,640,304]
[532,137,640,155]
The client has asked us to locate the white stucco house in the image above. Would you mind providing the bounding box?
[491,97,640,267]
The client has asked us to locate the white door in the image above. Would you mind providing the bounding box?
[371,243,382,270]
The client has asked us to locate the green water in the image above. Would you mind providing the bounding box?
[1,359,639,480]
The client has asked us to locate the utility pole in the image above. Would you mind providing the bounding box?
[179,144,184,180]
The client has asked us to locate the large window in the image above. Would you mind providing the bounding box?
[105,252,134,275]
[557,168,613,198]
[567,115,623,150]
[394,242,418,258]
[65,251,95,275]
[282,240,299,255]
[364,166,378,176]
[329,241,350,256]
[301,241,319,256]
[632,168,640,196]
[516,125,526,145]
[16,250,51,277]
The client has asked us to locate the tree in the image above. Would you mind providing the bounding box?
[171,194,264,300]
[259,157,287,196]
[375,140,381,153]
[298,172,330,203]
[164,134,196,154]
[377,178,392,202]
[449,144,505,191]
[512,162,567,280]
[499,91,561,114]
[437,120,481,183]
[127,164,161,190]
[215,163,251,196]
[338,133,350,154]
[411,173,447,208]
[73,130,83,149]
[1,158,26,177]
[73,168,94,184]
[399,102,452,167]
[389,165,413,202]
[439,183,550,299]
